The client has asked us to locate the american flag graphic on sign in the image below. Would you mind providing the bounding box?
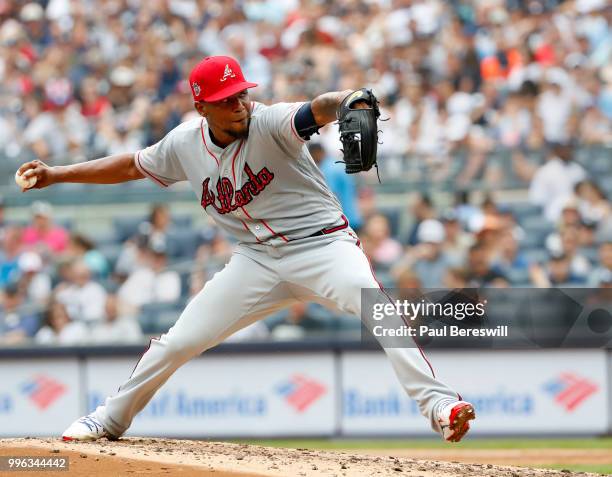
[275,374,326,413]
[20,375,66,410]
[543,372,598,412]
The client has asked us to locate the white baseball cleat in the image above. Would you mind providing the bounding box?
[437,400,476,443]
[62,413,114,442]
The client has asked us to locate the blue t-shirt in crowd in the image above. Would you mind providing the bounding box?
[319,157,362,230]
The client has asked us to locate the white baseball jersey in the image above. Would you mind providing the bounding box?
[134,101,345,245]
[92,99,464,441]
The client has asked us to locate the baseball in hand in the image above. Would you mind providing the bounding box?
[15,169,37,189]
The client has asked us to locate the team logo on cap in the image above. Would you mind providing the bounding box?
[192,82,201,96]
[220,64,236,82]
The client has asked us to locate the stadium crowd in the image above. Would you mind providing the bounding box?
[0,0,611,345]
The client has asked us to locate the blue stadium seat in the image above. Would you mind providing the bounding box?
[600,176,612,197]
[506,203,542,220]
[93,230,120,247]
[522,248,549,265]
[56,218,74,230]
[505,267,531,285]
[172,214,193,228]
[113,216,144,242]
[580,247,599,263]
[167,229,200,259]
[519,217,555,249]
[371,270,396,288]
[378,206,402,238]
[139,302,183,334]
[98,243,124,269]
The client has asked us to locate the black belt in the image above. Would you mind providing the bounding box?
[307,214,349,238]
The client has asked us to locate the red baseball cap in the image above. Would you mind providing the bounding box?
[189,56,257,103]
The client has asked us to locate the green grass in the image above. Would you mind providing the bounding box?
[230,438,612,475]
[544,464,612,475]
[233,437,612,450]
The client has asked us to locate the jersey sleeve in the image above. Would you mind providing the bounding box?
[134,129,188,188]
[257,102,308,152]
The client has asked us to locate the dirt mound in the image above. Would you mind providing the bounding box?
[0,438,605,477]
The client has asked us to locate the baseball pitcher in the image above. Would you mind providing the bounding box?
[18,56,475,442]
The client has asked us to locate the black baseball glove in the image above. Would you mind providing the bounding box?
[336,88,381,176]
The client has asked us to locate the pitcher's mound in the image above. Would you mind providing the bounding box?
[0,438,603,477]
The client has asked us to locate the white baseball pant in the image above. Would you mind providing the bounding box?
[96,229,461,437]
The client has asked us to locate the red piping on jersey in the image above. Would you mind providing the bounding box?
[239,217,262,243]
[239,206,289,243]
[290,104,307,143]
[230,140,244,186]
[201,119,220,167]
[229,141,289,243]
[136,151,168,188]
[228,141,263,243]
[347,229,361,247]
[261,219,289,242]
[321,214,349,234]
[357,243,439,380]
[123,336,160,388]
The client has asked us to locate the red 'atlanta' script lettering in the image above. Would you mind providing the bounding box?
[201,163,274,214]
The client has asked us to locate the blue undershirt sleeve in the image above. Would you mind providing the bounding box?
[293,102,321,140]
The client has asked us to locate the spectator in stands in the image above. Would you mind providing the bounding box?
[443,268,470,289]
[116,204,178,276]
[78,77,111,120]
[440,211,474,265]
[465,243,508,288]
[536,75,576,145]
[190,228,234,297]
[579,105,612,145]
[529,142,587,223]
[21,201,69,256]
[496,91,532,149]
[555,201,583,231]
[453,191,483,232]
[394,219,453,289]
[577,221,598,249]
[356,187,377,226]
[575,180,611,230]
[309,143,362,231]
[118,235,180,310]
[0,226,22,289]
[17,251,51,306]
[405,193,436,246]
[530,253,586,287]
[114,232,150,282]
[590,242,612,287]
[23,78,89,163]
[546,226,592,281]
[472,214,507,264]
[0,0,609,173]
[140,204,173,243]
[34,300,88,345]
[0,281,39,345]
[65,233,109,279]
[361,214,402,270]
[268,303,330,341]
[55,260,107,324]
[89,294,143,345]
[224,321,269,343]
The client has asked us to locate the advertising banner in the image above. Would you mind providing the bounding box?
[341,350,609,435]
[85,352,336,437]
[0,358,81,436]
